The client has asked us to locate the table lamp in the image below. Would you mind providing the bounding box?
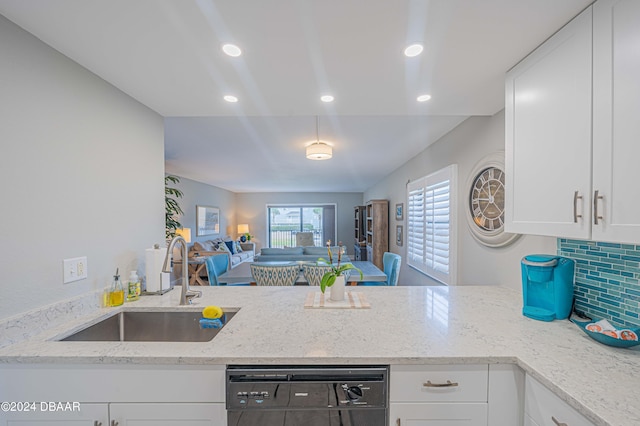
[175,227,191,243]
[237,224,250,242]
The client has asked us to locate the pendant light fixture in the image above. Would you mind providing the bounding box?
[306,116,332,160]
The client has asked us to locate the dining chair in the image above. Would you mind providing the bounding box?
[359,252,401,286]
[302,264,334,286]
[205,254,250,286]
[302,263,352,286]
[250,262,300,286]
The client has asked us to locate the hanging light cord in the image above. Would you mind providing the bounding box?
[315,115,320,144]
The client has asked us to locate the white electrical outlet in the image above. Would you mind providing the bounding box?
[63,256,88,284]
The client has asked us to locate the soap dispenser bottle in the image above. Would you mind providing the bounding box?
[127,270,141,302]
[110,268,125,307]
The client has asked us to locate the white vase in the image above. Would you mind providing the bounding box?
[330,275,346,302]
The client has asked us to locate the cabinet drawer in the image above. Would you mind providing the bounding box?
[525,375,595,426]
[390,402,488,426]
[390,365,488,403]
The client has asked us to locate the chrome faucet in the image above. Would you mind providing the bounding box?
[162,236,202,305]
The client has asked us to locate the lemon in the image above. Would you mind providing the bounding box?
[202,305,223,319]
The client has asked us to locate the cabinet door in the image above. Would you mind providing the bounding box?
[109,403,225,426]
[505,6,592,238]
[1,403,107,426]
[390,402,488,426]
[524,375,595,426]
[592,0,640,243]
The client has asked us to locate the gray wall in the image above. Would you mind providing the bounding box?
[364,111,556,289]
[0,16,165,320]
[236,192,363,253]
[170,175,237,243]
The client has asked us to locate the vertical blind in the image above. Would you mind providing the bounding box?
[407,165,457,285]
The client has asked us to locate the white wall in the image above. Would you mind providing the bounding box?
[364,111,556,288]
[0,16,165,320]
[236,192,363,253]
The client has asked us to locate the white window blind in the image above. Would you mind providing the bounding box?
[407,165,457,285]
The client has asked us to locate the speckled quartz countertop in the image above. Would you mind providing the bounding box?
[1,286,638,425]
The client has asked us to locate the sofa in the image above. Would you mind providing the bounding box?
[254,246,351,263]
[188,237,255,270]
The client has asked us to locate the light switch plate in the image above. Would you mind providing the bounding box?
[63,256,88,284]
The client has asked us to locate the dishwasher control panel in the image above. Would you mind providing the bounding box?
[226,365,388,410]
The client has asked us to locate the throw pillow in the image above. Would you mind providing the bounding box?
[214,242,231,253]
[224,240,236,254]
[235,241,243,253]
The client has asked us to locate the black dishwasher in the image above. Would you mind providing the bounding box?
[226,365,388,426]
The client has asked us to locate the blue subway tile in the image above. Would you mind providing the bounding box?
[597,242,622,249]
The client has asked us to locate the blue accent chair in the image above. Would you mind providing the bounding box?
[250,262,299,286]
[360,252,401,286]
[205,255,250,286]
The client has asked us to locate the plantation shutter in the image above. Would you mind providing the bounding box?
[406,165,457,285]
[407,179,426,268]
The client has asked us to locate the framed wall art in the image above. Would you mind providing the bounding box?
[196,205,220,236]
[396,225,403,246]
[395,203,403,221]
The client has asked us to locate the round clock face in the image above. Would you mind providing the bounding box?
[469,166,505,232]
[465,152,520,248]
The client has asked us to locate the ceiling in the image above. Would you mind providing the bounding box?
[0,0,592,192]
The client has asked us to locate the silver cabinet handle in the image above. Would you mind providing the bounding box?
[593,190,603,225]
[552,416,568,426]
[573,191,582,223]
[396,419,401,426]
[111,421,119,426]
[94,422,102,426]
[423,380,459,388]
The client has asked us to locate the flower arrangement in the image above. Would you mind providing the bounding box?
[318,240,363,294]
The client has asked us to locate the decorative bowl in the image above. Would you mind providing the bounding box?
[572,318,640,348]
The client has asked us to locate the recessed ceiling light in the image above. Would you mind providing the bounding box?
[404,43,424,57]
[224,95,238,103]
[320,95,334,103]
[222,44,242,57]
[417,94,432,102]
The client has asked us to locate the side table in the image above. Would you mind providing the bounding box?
[175,258,208,286]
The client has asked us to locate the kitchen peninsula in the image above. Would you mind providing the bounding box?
[0,286,638,426]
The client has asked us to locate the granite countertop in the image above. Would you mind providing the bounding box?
[0,285,638,426]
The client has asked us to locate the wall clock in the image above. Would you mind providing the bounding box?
[465,152,520,247]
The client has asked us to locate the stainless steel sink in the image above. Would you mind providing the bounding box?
[59,310,236,342]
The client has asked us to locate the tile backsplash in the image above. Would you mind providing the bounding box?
[558,239,640,327]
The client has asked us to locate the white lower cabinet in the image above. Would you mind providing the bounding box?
[525,375,595,426]
[0,403,224,426]
[390,402,487,425]
[0,364,226,426]
[110,403,225,426]
[1,403,108,425]
[389,364,490,426]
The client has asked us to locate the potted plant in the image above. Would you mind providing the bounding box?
[318,241,363,301]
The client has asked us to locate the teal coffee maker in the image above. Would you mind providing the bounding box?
[521,255,575,321]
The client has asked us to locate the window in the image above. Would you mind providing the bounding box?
[267,204,336,248]
[406,165,457,285]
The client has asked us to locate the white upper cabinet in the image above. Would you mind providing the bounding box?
[592,0,640,243]
[506,0,640,244]
[505,6,593,239]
